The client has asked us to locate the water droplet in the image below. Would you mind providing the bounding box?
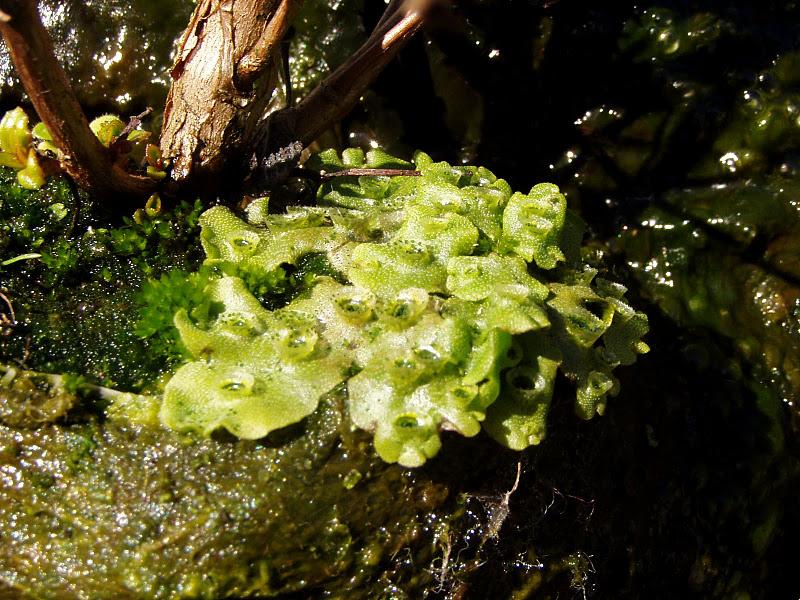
[219,371,255,395]
[414,345,440,361]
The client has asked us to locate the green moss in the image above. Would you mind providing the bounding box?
[0,174,203,391]
[0,167,78,253]
[134,268,213,365]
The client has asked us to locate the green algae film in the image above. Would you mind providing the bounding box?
[0,393,454,599]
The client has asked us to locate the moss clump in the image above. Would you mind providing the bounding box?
[0,169,203,391]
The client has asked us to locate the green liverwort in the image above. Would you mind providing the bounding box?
[156,149,649,466]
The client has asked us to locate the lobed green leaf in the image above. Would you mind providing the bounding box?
[155,149,648,466]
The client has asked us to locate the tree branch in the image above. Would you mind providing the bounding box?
[376,0,406,29]
[159,0,303,191]
[0,0,155,204]
[320,168,421,179]
[272,0,436,148]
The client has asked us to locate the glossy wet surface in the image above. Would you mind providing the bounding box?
[0,1,799,598]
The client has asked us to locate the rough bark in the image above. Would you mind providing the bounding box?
[0,0,155,204]
[159,0,302,192]
[163,0,435,197]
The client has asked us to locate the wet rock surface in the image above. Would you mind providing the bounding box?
[0,0,192,115]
